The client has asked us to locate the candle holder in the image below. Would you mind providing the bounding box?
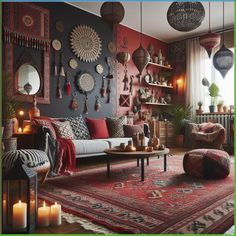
[2,159,37,233]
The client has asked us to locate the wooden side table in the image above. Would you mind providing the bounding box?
[13,133,36,149]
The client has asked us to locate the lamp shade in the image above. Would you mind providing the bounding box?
[132,45,150,74]
[116,52,131,66]
[213,44,233,78]
[100,2,125,29]
[199,32,221,58]
[167,2,205,32]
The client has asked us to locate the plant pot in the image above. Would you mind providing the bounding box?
[209,105,216,113]
[175,134,184,147]
[2,119,13,138]
[217,105,223,113]
[223,106,228,113]
[196,109,203,114]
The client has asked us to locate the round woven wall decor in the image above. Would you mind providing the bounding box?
[70,25,102,63]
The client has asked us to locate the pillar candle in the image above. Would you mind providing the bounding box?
[38,201,50,227]
[3,199,6,219]
[50,202,61,226]
[13,200,27,229]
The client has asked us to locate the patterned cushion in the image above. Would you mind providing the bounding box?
[52,121,75,139]
[66,116,90,140]
[33,118,57,139]
[106,116,127,138]
[123,124,143,137]
[2,149,50,173]
[183,149,230,179]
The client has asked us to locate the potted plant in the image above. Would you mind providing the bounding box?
[2,73,19,138]
[217,100,224,113]
[202,78,220,113]
[168,104,192,147]
[196,101,203,114]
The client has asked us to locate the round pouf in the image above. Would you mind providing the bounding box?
[2,149,50,183]
[183,149,230,179]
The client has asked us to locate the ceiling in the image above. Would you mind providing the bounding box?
[68,1,234,43]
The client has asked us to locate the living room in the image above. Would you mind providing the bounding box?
[1,1,234,234]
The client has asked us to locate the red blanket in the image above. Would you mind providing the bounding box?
[55,138,77,175]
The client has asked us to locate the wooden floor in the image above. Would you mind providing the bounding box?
[33,148,233,234]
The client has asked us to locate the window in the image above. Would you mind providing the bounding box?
[203,48,234,110]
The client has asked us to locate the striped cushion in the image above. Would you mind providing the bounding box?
[2,149,50,173]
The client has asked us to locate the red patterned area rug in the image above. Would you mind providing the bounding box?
[38,155,234,234]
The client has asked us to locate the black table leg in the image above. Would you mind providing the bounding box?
[164,154,167,171]
[147,157,149,166]
[141,157,145,181]
[107,156,110,177]
[137,158,139,167]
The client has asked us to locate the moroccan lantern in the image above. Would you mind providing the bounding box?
[167,2,205,32]
[132,2,150,74]
[23,82,32,95]
[100,2,125,29]
[2,159,37,233]
[213,1,234,78]
[116,52,131,66]
[213,44,233,78]
[132,45,150,74]
[199,2,220,58]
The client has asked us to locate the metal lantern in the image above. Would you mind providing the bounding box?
[199,32,220,58]
[3,160,37,233]
[132,2,151,74]
[116,51,131,66]
[100,2,125,29]
[167,2,205,32]
[213,44,233,78]
[199,2,220,58]
[132,45,150,74]
[23,82,32,95]
[213,1,234,78]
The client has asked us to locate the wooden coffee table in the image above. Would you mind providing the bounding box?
[104,148,170,181]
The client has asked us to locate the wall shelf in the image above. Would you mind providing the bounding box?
[147,62,173,70]
[145,82,173,89]
[143,102,172,106]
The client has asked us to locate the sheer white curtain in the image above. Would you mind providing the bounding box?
[186,38,207,116]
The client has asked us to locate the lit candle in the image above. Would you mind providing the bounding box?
[18,127,23,133]
[13,200,27,229]
[3,199,6,218]
[38,201,50,227]
[50,202,61,226]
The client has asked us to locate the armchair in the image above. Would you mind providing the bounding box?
[185,122,226,150]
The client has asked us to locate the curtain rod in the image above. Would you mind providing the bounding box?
[170,27,234,44]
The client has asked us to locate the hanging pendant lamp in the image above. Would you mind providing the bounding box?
[167,2,205,32]
[132,2,150,74]
[116,52,131,66]
[100,2,125,29]
[213,1,233,78]
[199,2,220,58]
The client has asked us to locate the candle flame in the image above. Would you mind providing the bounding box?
[55,202,57,205]
[43,201,46,207]
[19,200,22,206]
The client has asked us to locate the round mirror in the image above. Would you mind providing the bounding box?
[16,64,41,95]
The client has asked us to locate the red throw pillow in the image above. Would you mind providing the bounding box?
[86,118,109,139]
[123,124,143,137]
[200,122,215,133]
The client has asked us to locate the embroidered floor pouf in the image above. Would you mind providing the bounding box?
[2,149,50,183]
[183,149,230,179]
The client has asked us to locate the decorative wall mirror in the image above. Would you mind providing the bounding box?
[15,64,41,95]
[3,2,50,104]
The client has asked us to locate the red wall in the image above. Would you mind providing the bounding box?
[116,24,168,118]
